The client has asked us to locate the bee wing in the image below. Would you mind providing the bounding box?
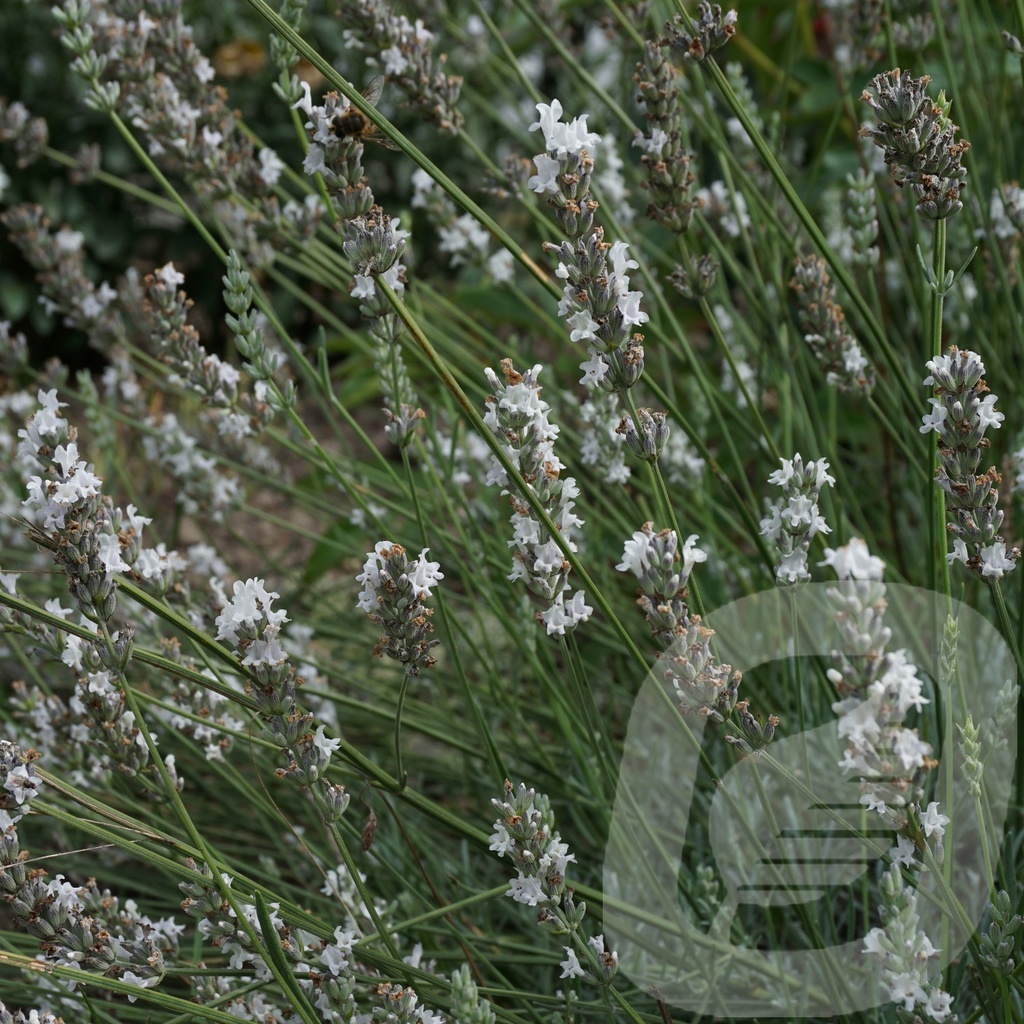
[361,75,384,107]
[369,131,401,151]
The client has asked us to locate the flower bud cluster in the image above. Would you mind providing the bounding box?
[863,862,954,1022]
[633,41,701,233]
[920,347,1019,579]
[978,890,1022,974]
[339,0,462,134]
[663,2,738,62]
[268,0,309,106]
[181,857,418,1021]
[0,741,182,998]
[790,255,874,394]
[0,1002,60,1024]
[20,390,149,624]
[843,168,881,267]
[1,204,125,353]
[489,780,576,909]
[669,253,719,300]
[0,98,48,167]
[411,169,500,275]
[860,69,970,220]
[1,740,41,821]
[0,321,29,382]
[450,964,496,1024]
[616,524,707,645]
[724,700,779,756]
[148,263,242,403]
[823,544,950,1015]
[527,99,601,219]
[221,253,291,399]
[821,3,884,72]
[215,578,291,685]
[616,525,752,726]
[213,576,345,810]
[665,617,741,723]
[616,408,671,463]
[140,411,244,522]
[821,540,935,827]
[343,209,408,279]
[483,360,592,636]
[51,0,293,265]
[293,85,422,447]
[145,258,282,433]
[986,183,1024,289]
[343,206,414,424]
[181,860,365,1015]
[577,392,629,484]
[356,540,443,674]
[528,100,648,392]
[890,15,937,57]
[958,715,982,797]
[61,622,162,785]
[548,232,648,392]
[488,780,619,983]
[759,454,835,586]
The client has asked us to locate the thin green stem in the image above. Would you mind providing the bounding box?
[328,821,403,961]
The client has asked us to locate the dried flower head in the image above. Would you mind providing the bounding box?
[664,3,738,63]
[860,69,970,219]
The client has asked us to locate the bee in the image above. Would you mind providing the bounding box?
[330,76,399,150]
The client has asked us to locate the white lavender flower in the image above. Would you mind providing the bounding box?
[823,539,934,822]
[863,863,955,1021]
[921,347,1019,579]
[483,361,591,636]
[760,454,835,586]
[528,99,648,392]
[616,524,706,644]
[489,780,576,908]
[215,578,289,668]
[356,541,442,673]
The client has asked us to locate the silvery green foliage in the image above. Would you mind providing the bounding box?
[633,41,700,233]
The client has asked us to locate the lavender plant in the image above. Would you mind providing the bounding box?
[1,1,1024,1022]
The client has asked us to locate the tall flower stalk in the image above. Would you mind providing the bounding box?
[356,541,442,787]
[483,360,591,636]
[528,99,648,393]
[920,348,1018,580]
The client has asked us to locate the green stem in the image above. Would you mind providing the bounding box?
[928,218,954,603]
[393,665,413,793]
[990,582,1024,806]
[328,821,403,961]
